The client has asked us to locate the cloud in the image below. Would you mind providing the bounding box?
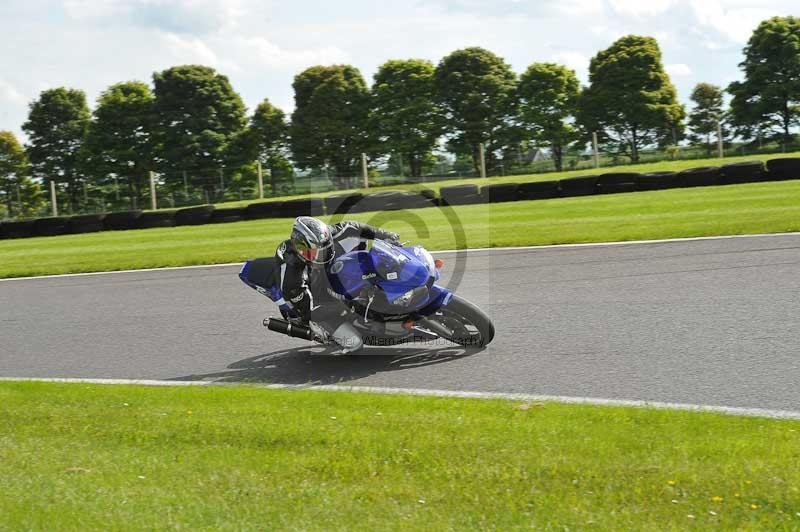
[688,0,792,43]
[0,79,26,104]
[62,0,248,34]
[609,0,675,17]
[160,33,220,66]
[229,37,350,70]
[550,51,591,81]
[666,63,692,77]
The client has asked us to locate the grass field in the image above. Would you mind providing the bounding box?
[1,381,798,530]
[3,179,800,278]
[213,151,800,208]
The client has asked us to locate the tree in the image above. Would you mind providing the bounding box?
[228,98,292,194]
[290,65,371,181]
[687,83,727,155]
[728,16,800,146]
[22,87,90,211]
[0,131,43,217]
[84,81,156,209]
[152,65,248,189]
[370,59,441,177]
[434,47,518,172]
[578,35,684,163]
[517,63,580,172]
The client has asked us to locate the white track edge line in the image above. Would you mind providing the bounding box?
[1,377,798,421]
[3,231,800,283]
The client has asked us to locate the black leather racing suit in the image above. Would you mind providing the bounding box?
[274,221,398,331]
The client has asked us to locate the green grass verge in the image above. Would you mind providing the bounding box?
[3,179,800,279]
[212,151,800,208]
[0,382,798,530]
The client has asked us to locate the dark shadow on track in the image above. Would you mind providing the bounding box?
[171,344,483,385]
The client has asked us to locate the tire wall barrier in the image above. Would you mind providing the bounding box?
[766,158,800,180]
[174,205,214,226]
[210,207,245,224]
[596,173,640,194]
[559,175,598,197]
[638,172,678,190]
[3,156,800,241]
[481,183,521,203]
[439,184,482,206]
[104,210,142,230]
[519,181,559,200]
[245,201,282,220]
[137,211,175,229]
[68,214,106,234]
[278,198,325,218]
[677,166,721,187]
[0,219,36,239]
[34,217,70,237]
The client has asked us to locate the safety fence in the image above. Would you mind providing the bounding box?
[2,157,799,240]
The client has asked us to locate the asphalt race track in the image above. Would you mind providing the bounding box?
[2,234,800,412]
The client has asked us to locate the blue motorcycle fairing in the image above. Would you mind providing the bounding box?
[238,259,295,317]
[327,241,451,315]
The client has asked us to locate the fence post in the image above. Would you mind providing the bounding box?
[592,132,600,168]
[479,143,487,178]
[361,153,369,189]
[50,180,58,217]
[149,171,157,210]
[716,120,724,158]
[256,160,264,199]
[182,171,188,197]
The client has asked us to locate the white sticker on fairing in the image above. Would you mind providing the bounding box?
[331,260,344,274]
[387,272,398,280]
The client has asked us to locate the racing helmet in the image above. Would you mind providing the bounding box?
[291,216,334,266]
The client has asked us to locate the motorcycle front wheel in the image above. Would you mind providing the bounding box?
[422,295,495,348]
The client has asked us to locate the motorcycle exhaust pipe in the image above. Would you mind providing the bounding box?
[264,317,317,341]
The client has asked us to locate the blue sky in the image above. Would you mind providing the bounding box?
[0,0,797,140]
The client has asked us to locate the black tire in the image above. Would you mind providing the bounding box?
[559,175,598,197]
[245,201,282,220]
[429,295,495,348]
[394,192,436,210]
[34,217,70,236]
[596,172,640,194]
[137,211,175,229]
[519,180,559,200]
[210,207,245,223]
[639,171,678,190]
[174,205,214,226]
[279,198,325,218]
[0,219,36,239]
[720,161,765,184]
[104,210,143,230]
[325,193,364,215]
[481,183,521,203]
[418,188,436,200]
[677,166,720,187]
[357,191,405,212]
[766,158,800,181]
[67,213,107,234]
[440,184,482,206]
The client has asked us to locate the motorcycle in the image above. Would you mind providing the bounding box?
[239,239,494,349]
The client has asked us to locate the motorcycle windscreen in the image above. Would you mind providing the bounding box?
[371,240,431,289]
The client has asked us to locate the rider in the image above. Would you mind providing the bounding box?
[275,216,400,353]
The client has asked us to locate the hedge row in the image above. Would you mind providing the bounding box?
[2,158,799,240]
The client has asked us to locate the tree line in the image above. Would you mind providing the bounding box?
[1,16,799,216]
